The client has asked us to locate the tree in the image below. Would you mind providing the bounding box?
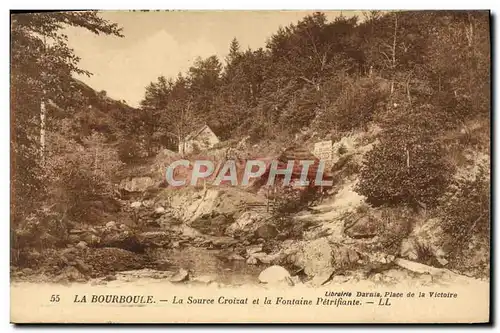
[423,11,490,121]
[215,47,267,139]
[139,75,174,154]
[11,11,123,223]
[138,73,199,153]
[187,55,222,120]
[357,105,454,208]
[440,164,490,269]
[226,37,241,65]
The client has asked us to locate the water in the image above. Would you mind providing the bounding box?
[148,247,267,285]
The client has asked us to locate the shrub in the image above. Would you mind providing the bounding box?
[376,207,414,254]
[248,124,269,144]
[357,137,452,208]
[117,139,142,163]
[274,215,311,240]
[440,164,490,252]
[269,186,321,240]
[45,133,123,224]
[319,78,388,133]
[337,144,348,155]
[272,186,322,216]
[343,205,414,255]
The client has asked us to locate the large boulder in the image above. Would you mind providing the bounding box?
[106,221,117,229]
[167,187,264,224]
[54,266,87,283]
[254,224,278,240]
[154,207,166,215]
[191,214,234,236]
[291,238,334,276]
[258,265,292,285]
[100,230,144,253]
[225,211,272,238]
[169,268,189,283]
[330,243,360,269]
[247,251,283,265]
[169,189,221,223]
[400,218,448,266]
[156,214,183,228]
[288,238,360,277]
[170,224,203,240]
[137,231,171,248]
[81,247,149,276]
[344,215,378,239]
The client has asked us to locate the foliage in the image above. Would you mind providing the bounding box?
[117,139,142,163]
[10,11,123,223]
[317,77,389,133]
[375,206,414,254]
[127,11,490,158]
[44,132,123,223]
[440,164,490,251]
[357,133,453,208]
[268,186,323,240]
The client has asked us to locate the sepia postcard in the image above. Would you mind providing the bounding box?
[10,9,491,324]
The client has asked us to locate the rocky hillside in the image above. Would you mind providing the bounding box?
[11,117,489,286]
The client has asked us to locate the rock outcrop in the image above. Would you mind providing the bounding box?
[344,215,378,239]
[258,265,293,285]
[400,218,448,266]
[120,176,155,193]
[285,238,360,278]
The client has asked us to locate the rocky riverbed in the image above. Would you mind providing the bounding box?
[11,152,489,288]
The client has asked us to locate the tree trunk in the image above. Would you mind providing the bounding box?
[40,96,46,164]
[390,13,398,98]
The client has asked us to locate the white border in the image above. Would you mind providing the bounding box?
[2,1,498,331]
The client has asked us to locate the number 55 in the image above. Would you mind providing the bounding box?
[50,295,60,302]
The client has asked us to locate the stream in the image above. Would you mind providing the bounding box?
[154,247,268,286]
